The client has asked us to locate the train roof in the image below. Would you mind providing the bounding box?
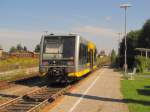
[43,33,78,37]
[42,34,96,49]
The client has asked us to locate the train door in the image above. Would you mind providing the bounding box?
[90,50,93,70]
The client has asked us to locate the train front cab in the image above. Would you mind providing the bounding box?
[39,35,76,79]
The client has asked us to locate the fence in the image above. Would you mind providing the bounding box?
[2,52,39,58]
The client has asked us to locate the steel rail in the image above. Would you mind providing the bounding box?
[0,85,70,112]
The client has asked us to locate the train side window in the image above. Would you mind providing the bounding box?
[79,43,88,65]
[79,43,83,64]
[85,45,88,63]
[88,51,90,63]
[83,44,88,63]
[94,49,97,62]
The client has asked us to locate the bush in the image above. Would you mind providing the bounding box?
[97,56,110,67]
[135,56,150,73]
[111,49,117,67]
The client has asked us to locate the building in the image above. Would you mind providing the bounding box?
[98,50,106,58]
[10,52,39,58]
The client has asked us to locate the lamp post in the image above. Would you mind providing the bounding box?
[120,3,132,74]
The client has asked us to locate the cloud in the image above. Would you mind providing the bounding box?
[0,27,118,53]
[73,25,117,37]
[105,16,112,21]
[0,29,42,51]
[0,29,41,39]
[72,25,118,53]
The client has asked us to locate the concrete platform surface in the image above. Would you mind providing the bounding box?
[48,68,129,112]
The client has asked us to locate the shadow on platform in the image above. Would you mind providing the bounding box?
[137,85,150,96]
[137,89,150,96]
[144,86,150,88]
[65,92,150,106]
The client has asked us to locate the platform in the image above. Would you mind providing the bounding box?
[48,68,128,112]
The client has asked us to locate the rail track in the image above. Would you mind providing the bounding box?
[0,85,70,112]
[0,75,50,108]
[0,67,101,112]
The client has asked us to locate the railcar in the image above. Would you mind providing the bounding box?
[39,34,97,82]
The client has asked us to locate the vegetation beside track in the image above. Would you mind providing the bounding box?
[0,69,38,82]
[0,57,38,72]
[121,74,150,112]
[97,56,111,67]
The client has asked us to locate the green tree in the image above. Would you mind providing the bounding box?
[23,46,27,51]
[119,30,141,68]
[16,44,23,51]
[9,46,17,53]
[138,19,150,48]
[34,44,40,52]
[119,19,150,69]
[111,49,117,67]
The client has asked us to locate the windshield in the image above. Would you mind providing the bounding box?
[43,36,75,60]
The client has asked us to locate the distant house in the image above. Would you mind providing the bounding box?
[10,51,39,58]
[98,50,106,58]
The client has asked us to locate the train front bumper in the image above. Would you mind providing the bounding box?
[39,66,75,76]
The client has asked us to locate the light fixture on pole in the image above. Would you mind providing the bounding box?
[43,31,48,35]
[120,3,132,74]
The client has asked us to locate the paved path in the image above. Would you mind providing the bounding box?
[48,68,129,112]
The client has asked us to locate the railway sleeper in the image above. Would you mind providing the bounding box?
[7,105,32,109]
[31,94,50,98]
[19,101,41,104]
[30,96,49,100]
[22,95,45,102]
[25,95,47,99]
[4,107,30,111]
[27,97,46,101]
[2,110,24,112]
[46,90,60,93]
[44,89,59,92]
[11,104,36,107]
[32,92,49,95]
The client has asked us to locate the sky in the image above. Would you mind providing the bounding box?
[0,0,150,53]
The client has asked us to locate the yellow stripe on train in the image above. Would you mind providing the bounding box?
[93,65,97,70]
[68,68,91,77]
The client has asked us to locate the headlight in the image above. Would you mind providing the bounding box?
[65,67,74,73]
[42,61,49,66]
[39,67,47,73]
[67,61,74,66]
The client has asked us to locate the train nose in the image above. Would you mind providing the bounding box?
[48,68,65,77]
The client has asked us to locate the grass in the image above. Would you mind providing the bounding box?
[0,70,37,82]
[0,57,39,72]
[121,74,150,112]
[140,72,150,75]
